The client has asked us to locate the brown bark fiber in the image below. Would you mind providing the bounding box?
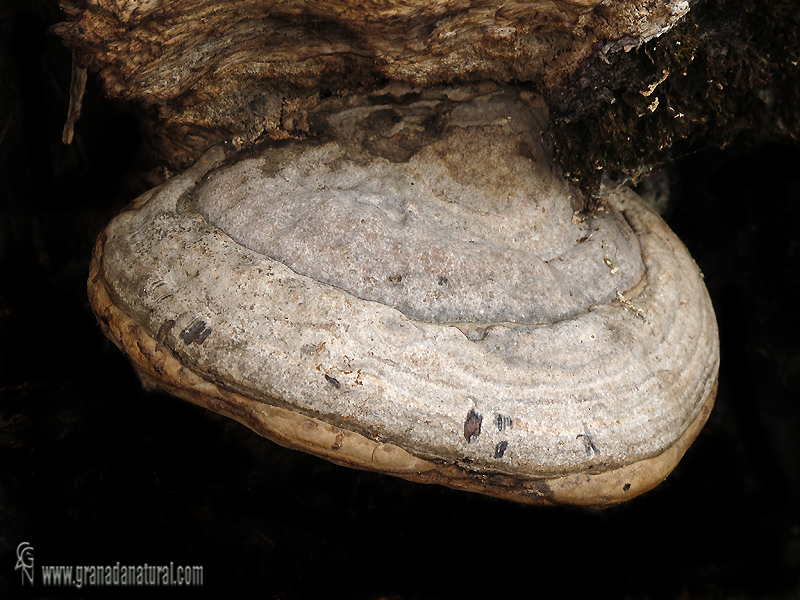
[55,0,689,166]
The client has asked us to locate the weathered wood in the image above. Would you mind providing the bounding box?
[55,0,690,166]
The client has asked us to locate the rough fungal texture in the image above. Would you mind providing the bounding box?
[89,91,719,505]
[192,93,644,324]
[56,0,690,166]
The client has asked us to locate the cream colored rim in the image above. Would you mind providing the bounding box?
[88,233,716,508]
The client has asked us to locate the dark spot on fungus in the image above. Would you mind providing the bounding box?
[464,409,482,443]
[494,440,508,458]
[388,275,403,285]
[516,140,539,162]
[438,275,448,286]
[494,413,513,432]
[577,423,599,456]
[360,108,433,163]
[528,480,555,502]
[324,374,341,389]
[332,432,344,450]
[623,482,632,492]
[180,320,212,345]
[157,319,176,343]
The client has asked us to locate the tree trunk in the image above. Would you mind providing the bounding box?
[54,0,690,168]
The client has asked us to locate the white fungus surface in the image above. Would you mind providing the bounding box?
[96,90,718,484]
[192,94,644,324]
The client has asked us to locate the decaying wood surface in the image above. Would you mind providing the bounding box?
[55,0,690,166]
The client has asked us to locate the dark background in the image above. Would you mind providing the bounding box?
[1,3,799,598]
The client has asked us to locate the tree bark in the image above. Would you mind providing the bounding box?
[55,0,690,167]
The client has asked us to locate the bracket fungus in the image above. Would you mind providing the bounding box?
[88,89,719,507]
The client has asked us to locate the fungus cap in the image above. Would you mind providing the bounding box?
[88,90,719,507]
